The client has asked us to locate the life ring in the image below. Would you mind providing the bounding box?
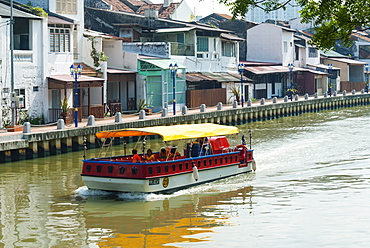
[236,144,248,163]
[192,165,199,181]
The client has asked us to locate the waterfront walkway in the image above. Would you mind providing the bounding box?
[0,96,293,140]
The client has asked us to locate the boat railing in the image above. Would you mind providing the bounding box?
[83,152,242,178]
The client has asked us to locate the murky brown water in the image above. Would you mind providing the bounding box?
[1,106,370,247]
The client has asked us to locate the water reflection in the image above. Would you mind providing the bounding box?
[79,186,254,247]
[1,106,370,247]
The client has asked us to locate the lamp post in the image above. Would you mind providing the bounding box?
[169,63,178,115]
[365,64,369,93]
[288,63,294,101]
[328,64,333,97]
[238,63,245,107]
[70,64,82,127]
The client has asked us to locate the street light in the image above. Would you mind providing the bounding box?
[328,63,333,97]
[169,63,178,115]
[238,63,245,107]
[70,64,82,127]
[365,64,369,93]
[288,63,294,101]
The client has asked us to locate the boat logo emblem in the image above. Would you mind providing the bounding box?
[162,177,169,188]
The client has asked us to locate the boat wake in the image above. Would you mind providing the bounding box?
[74,173,255,201]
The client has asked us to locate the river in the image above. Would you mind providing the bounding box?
[1,106,370,247]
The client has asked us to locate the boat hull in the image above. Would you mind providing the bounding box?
[82,161,253,193]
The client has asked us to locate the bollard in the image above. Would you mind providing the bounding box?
[304,93,309,100]
[314,92,318,98]
[233,101,238,108]
[324,92,328,97]
[115,112,122,122]
[352,89,356,95]
[273,97,277,103]
[247,99,252,106]
[139,110,146,119]
[161,108,168,117]
[200,104,206,112]
[23,122,31,133]
[295,94,299,101]
[334,91,337,96]
[217,102,223,110]
[343,90,347,96]
[87,115,95,126]
[260,98,265,105]
[57,119,65,130]
[284,96,288,102]
[182,106,188,115]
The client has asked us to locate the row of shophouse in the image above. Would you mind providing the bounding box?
[1,0,370,127]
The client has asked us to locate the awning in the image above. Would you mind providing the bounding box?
[96,123,239,141]
[245,66,308,75]
[202,72,241,82]
[307,64,340,70]
[0,3,42,19]
[155,27,195,33]
[48,75,105,89]
[327,58,367,65]
[48,16,74,25]
[221,33,245,41]
[186,73,215,82]
[139,59,186,69]
[107,69,136,81]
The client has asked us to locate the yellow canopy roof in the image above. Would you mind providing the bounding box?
[96,123,239,141]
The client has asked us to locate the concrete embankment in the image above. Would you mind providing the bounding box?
[1,93,369,163]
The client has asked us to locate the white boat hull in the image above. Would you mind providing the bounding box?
[82,161,253,193]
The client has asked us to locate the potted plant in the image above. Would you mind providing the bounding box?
[137,99,152,114]
[229,86,240,104]
[59,97,71,123]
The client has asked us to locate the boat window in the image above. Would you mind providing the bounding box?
[132,167,138,174]
[235,155,238,161]
[157,166,161,173]
[119,166,126,174]
[179,163,183,171]
[220,158,223,164]
[197,161,201,168]
[165,165,169,173]
[230,156,232,162]
[203,160,207,167]
[108,166,114,173]
[225,157,228,163]
[97,165,102,173]
[214,159,218,165]
[172,164,176,172]
[86,165,91,172]
[148,167,153,174]
[185,163,189,170]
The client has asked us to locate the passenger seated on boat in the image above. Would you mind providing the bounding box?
[168,147,181,159]
[132,149,142,163]
[144,149,156,161]
[159,148,167,159]
[191,140,200,157]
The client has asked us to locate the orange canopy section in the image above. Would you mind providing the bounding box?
[96,123,239,141]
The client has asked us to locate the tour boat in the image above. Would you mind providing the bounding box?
[81,123,256,193]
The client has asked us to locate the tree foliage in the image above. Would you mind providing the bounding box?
[218,0,370,50]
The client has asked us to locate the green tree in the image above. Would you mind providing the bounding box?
[217,0,370,50]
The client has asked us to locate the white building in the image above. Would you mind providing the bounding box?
[0,3,48,128]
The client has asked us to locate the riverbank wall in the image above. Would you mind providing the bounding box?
[1,93,370,163]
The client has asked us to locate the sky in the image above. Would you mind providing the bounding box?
[151,0,232,18]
